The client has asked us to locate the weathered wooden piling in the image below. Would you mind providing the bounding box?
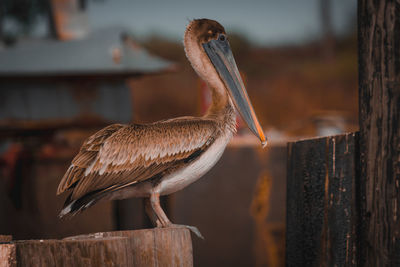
[286,0,400,266]
[286,133,358,266]
[358,0,400,265]
[0,228,193,267]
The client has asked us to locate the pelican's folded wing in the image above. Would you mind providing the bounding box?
[57,118,219,200]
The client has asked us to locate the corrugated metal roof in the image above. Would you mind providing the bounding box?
[0,26,173,77]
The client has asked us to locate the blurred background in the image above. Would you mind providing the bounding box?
[0,0,357,266]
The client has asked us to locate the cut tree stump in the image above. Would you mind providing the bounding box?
[0,228,193,267]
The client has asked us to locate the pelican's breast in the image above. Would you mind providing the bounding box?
[157,131,233,195]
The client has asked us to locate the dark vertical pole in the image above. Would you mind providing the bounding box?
[358,0,400,265]
[286,134,358,267]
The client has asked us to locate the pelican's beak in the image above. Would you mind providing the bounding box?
[203,37,267,147]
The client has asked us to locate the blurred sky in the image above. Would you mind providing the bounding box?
[87,0,357,46]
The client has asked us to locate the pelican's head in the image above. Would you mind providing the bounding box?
[184,19,267,147]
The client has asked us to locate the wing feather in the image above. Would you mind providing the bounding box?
[57,124,124,194]
[57,118,218,200]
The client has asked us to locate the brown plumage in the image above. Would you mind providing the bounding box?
[57,118,225,200]
[57,19,266,237]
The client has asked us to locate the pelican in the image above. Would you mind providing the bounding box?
[57,19,267,237]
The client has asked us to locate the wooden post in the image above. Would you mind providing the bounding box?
[0,228,193,266]
[286,1,399,266]
[358,0,400,265]
[0,235,16,267]
[286,133,358,266]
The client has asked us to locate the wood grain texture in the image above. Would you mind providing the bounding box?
[358,0,400,265]
[0,244,16,267]
[66,228,193,267]
[12,228,192,267]
[0,235,15,267]
[286,133,358,267]
[16,237,131,267]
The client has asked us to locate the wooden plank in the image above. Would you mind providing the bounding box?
[286,133,358,267]
[14,228,192,267]
[358,0,400,265]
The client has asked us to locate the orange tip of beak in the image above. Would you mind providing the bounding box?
[261,139,268,148]
[258,131,267,148]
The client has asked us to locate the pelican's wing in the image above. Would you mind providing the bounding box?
[57,118,218,200]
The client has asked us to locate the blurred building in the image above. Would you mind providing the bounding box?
[0,26,172,128]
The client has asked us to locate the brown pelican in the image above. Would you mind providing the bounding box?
[57,19,267,237]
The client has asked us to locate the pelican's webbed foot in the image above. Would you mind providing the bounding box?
[169,224,204,239]
[145,194,204,239]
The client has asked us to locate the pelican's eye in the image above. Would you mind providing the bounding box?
[218,34,226,42]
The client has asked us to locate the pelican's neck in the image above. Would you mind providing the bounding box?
[205,85,231,116]
[205,86,236,134]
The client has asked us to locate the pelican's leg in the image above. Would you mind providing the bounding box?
[149,193,172,227]
[144,198,162,227]
[149,193,204,239]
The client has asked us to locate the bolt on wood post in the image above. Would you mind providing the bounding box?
[358,0,400,265]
